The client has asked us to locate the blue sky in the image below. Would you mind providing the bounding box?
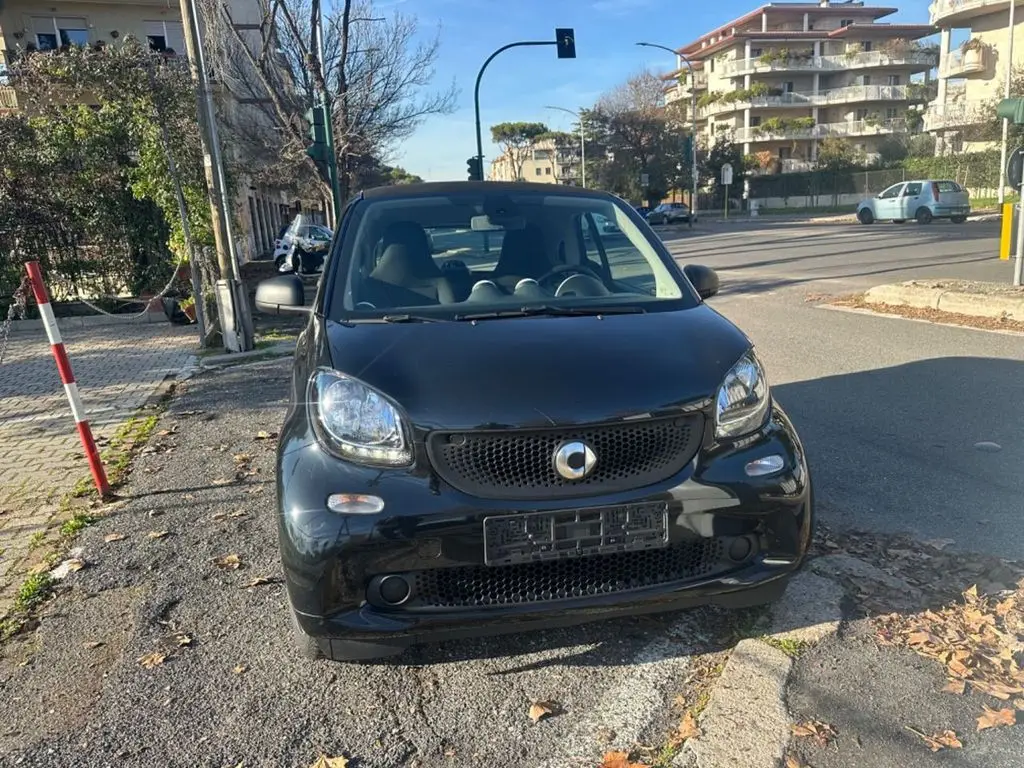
[382,0,933,181]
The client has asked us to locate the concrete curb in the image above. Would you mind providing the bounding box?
[676,569,845,768]
[198,340,296,369]
[864,280,1024,321]
[9,311,172,333]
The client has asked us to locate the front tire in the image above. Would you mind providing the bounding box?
[857,208,874,225]
[275,255,292,273]
[916,207,933,225]
[951,215,967,224]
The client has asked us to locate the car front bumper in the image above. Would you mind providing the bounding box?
[277,404,813,659]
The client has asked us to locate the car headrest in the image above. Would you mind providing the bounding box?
[495,225,549,277]
[378,221,438,279]
[371,244,428,285]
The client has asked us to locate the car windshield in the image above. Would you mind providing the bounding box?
[328,189,696,321]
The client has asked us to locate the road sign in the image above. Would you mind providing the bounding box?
[721,163,734,186]
[1008,146,1024,189]
[640,173,650,186]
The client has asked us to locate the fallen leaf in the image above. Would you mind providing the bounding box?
[104,533,126,543]
[255,430,277,440]
[791,719,837,747]
[977,705,1016,731]
[138,651,167,669]
[598,752,650,768]
[307,756,349,768]
[211,512,228,521]
[969,679,1022,700]
[673,711,700,743]
[233,664,247,675]
[1014,698,1024,711]
[528,700,558,723]
[785,757,804,768]
[229,511,248,519]
[174,633,193,647]
[906,631,938,646]
[233,453,253,464]
[65,558,86,572]
[243,576,278,588]
[907,726,962,752]
[214,553,242,570]
[995,597,1016,617]
[963,584,980,603]
[83,641,104,649]
[147,530,170,540]
[212,477,233,486]
[942,679,966,695]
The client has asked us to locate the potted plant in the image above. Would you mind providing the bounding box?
[178,296,197,323]
[961,37,987,68]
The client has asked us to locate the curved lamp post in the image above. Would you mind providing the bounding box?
[544,105,586,188]
[637,41,698,226]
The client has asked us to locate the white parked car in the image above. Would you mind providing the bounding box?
[274,223,333,273]
[856,180,970,225]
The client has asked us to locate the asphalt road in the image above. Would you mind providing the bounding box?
[661,221,1024,560]
[2,221,1020,767]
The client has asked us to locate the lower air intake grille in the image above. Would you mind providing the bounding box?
[404,538,726,609]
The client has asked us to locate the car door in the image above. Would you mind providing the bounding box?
[873,183,904,220]
[898,182,924,220]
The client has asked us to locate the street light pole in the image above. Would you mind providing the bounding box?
[544,105,586,187]
[637,42,698,228]
[998,0,1016,204]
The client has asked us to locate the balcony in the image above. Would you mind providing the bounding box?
[922,99,992,130]
[722,51,938,76]
[735,118,909,142]
[703,85,910,116]
[929,0,1017,27]
[0,86,17,111]
[941,48,989,78]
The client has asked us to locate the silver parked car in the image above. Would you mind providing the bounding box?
[856,179,970,225]
[646,202,692,225]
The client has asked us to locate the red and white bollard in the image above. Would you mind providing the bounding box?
[24,261,112,499]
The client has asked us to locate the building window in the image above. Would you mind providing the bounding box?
[887,74,901,86]
[535,167,542,176]
[145,21,185,54]
[885,108,898,120]
[709,59,715,73]
[856,108,869,121]
[545,167,552,175]
[862,41,873,52]
[750,48,763,58]
[779,146,792,159]
[782,81,794,93]
[33,17,88,50]
[861,75,872,86]
[840,18,854,27]
[750,115,762,127]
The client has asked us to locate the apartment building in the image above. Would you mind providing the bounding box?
[925,0,1024,154]
[664,1,938,172]
[0,1,297,262]
[489,138,581,183]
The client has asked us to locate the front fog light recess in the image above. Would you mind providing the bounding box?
[311,369,411,466]
[715,350,771,439]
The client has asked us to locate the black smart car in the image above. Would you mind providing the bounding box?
[254,181,813,662]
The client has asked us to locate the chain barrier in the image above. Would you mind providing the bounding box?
[0,276,31,366]
[71,256,189,319]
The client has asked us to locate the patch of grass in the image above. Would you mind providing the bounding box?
[58,512,96,538]
[14,572,53,614]
[27,531,45,550]
[761,635,811,657]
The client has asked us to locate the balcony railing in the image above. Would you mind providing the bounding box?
[721,50,937,76]
[929,0,1012,26]
[922,99,992,130]
[0,86,16,110]
[735,118,909,142]
[704,85,910,116]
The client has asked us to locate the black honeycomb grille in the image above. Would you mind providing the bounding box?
[402,538,726,609]
[426,414,704,500]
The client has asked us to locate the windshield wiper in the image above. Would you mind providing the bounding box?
[454,305,646,322]
[381,313,446,323]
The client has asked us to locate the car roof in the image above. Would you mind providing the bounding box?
[359,181,618,201]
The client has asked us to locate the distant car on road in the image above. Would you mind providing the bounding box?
[856,180,970,225]
[646,202,692,225]
[252,180,813,661]
[274,223,333,273]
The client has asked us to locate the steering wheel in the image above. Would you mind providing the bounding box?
[537,263,603,291]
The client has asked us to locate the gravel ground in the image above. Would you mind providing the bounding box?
[824,297,1024,334]
[0,358,741,768]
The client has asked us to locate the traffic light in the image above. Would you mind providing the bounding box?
[467,156,482,181]
[555,28,576,59]
[305,105,329,165]
[997,98,1024,125]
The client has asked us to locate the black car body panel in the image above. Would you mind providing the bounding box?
[265,182,813,661]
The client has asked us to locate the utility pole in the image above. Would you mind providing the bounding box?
[998,0,1016,204]
[178,0,254,352]
[311,0,343,224]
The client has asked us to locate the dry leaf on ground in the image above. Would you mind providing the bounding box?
[255,430,277,440]
[214,553,242,570]
[671,711,700,745]
[906,726,962,752]
[977,705,1016,731]
[528,700,559,723]
[307,755,349,768]
[785,756,805,768]
[232,453,253,464]
[212,477,234,486]
[243,576,279,588]
[791,720,837,747]
[173,633,192,647]
[599,751,650,768]
[103,533,126,543]
[233,664,248,675]
[147,530,170,540]
[83,641,104,649]
[138,651,167,669]
[229,511,248,518]
[65,558,86,572]
[942,679,966,695]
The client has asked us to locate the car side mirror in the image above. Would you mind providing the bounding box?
[683,264,719,300]
[255,275,309,315]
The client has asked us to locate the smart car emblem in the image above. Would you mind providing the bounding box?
[553,440,598,480]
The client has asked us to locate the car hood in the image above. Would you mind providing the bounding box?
[324,305,751,431]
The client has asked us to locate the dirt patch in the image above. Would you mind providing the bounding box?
[823,295,1024,334]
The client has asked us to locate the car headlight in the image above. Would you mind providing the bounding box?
[715,349,771,439]
[309,369,412,466]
